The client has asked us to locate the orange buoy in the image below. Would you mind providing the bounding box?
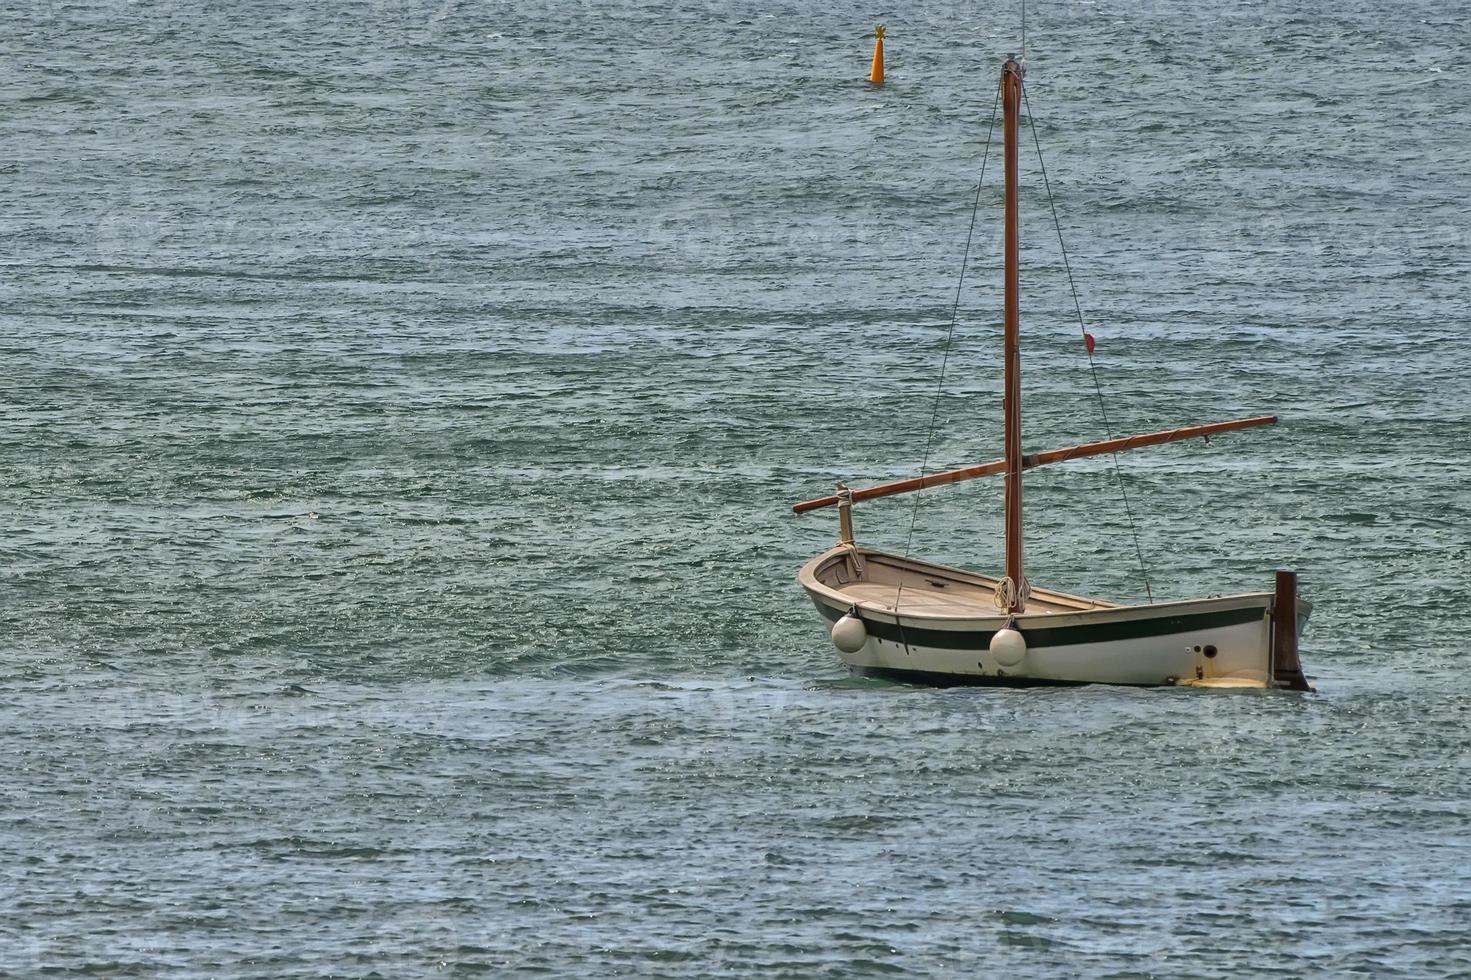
[869,25,886,85]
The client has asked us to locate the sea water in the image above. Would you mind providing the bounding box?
[3,0,1469,975]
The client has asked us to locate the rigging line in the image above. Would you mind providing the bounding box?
[1021,0,1027,63]
[1021,82,1155,603]
[892,81,1003,624]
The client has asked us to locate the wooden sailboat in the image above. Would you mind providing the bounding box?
[794,57,1312,690]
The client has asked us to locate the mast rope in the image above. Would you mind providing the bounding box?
[993,577,1015,611]
[1020,0,1027,64]
[1021,82,1154,603]
[892,80,1002,623]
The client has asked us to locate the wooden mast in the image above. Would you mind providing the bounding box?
[1001,57,1025,612]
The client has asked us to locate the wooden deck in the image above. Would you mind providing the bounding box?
[834,580,1105,616]
[818,549,1117,617]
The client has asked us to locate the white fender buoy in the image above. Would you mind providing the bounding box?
[990,627,1027,667]
[831,614,868,654]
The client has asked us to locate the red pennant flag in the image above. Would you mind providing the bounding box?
[1084,332,1096,355]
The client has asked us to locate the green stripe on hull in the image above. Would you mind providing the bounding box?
[853,665,1090,688]
[812,596,1264,650]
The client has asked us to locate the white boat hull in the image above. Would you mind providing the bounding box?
[799,546,1310,688]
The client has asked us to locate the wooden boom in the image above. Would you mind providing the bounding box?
[791,414,1277,514]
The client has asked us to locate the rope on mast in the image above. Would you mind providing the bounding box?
[1021,0,1027,65]
[1021,82,1155,603]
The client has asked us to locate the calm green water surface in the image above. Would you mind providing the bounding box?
[3,0,1470,976]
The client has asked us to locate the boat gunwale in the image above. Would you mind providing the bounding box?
[798,545,1303,629]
